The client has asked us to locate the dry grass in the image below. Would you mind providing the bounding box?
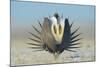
[11,39,95,66]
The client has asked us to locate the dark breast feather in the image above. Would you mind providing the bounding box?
[58,18,81,53]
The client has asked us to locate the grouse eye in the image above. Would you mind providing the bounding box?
[59,24,62,34]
